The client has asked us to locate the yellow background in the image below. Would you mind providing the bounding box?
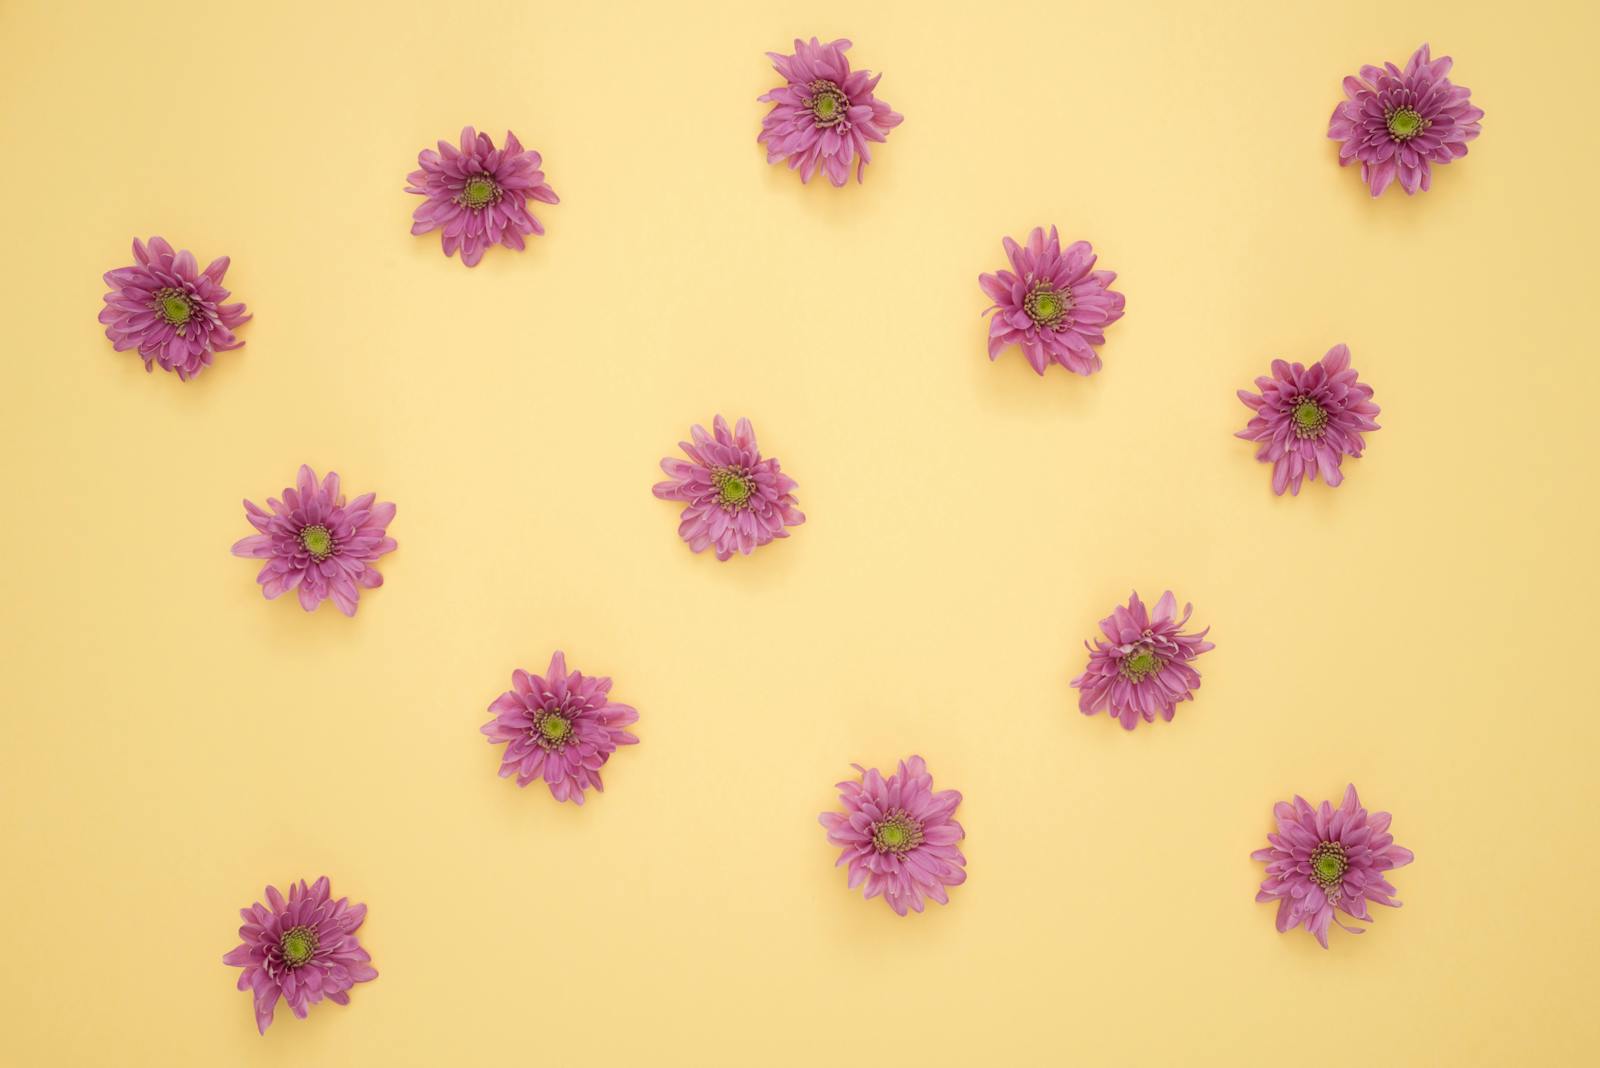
[2,0,1596,1063]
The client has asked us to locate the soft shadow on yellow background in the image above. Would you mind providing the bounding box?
[2,0,1596,1064]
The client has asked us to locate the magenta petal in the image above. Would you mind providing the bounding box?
[403,130,556,265]
[233,467,397,615]
[1071,591,1210,731]
[482,655,639,804]
[99,237,249,380]
[652,416,802,561]
[1234,345,1379,494]
[757,38,900,185]
[1327,44,1480,196]
[223,877,376,1033]
[978,228,1123,378]
[819,756,965,915]
[1251,787,1411,947]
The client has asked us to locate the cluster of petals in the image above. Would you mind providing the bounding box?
[653,415,804,560]
[979,226,1124,376]
[481,651,640,804]
[1236,344,1381,495]
[222,877,377,1034]
[99,236,250,380]
[819,756,967,916]
[1327,43,1483,196]
[231,465,397,616]
[757,37,903,185]
[1072,590,1213,730]
[406,126,559,266]
[1252,785,1414,947]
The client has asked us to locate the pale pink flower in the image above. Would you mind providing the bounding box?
[406,127,558,266]
[819,756,966,916]
[1328,43,1482,196]
[980,226,1124,376]
[222,877,376,1034]
[1236,344,1381,495]
[231,465,397,616]
[1072,591,1213,730]
[1253,785,1415,948]
[757,37,903,185]
[99,236,250,380]
[653,415,804,561]
[481,651,639,804]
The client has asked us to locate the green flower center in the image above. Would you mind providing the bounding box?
[712,468,755,509]
[872,810,924,855]
[154,288,193,327]
[1387,107,1426,141]
[808,80,849,127]
[1308,842,1348,891]
[1023,282,1070,328]
[298,524,334,561]
[280,925,317,968]
[532,710,574,749]
[1291,398,1328,439]
[1120,645,1163,683]
[460,175,500,210]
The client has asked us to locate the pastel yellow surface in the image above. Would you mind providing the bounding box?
[2,1,1596,1064]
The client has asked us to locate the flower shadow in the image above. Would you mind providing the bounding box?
[968,329,1107,420]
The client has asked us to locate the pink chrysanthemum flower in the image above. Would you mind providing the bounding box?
[231,465,398,616]
[1072,590,1214,731]
[481,651,639,804]
[979,226,1125,376]
[1236,343,1381,496]
[757,37,903,186]
[222,876,377,1035]
[652,415,804,561]
[98,236,250,381]
[1328,43,1483,196]
[1252,785,1415,948]
[819,756,966,916]
[405,127,559,266]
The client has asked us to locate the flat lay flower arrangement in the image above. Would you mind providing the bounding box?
[46,19,1519,1048]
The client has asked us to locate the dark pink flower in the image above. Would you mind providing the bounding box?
[231,465,397,616]
[406,127,558,266]
[757,37,903,186]
[652,415,804,561]
[1253,785,1415,948]
[1328,43,1482,196]
[819,756,966,916]
[98,237,250,381]
[222,876,377,1035]
[1236,344,1381,496]
[481,651,639,804]
[1072,591,1214,731]
[979,226,1125,376]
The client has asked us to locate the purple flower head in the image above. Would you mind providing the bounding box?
[231,465,397,616]
[406,127,559,266]
[222,876,377,1034]
[819,756,966,916]
[1328,43,1482,196]
[653,415,804,561]
[1236,344,1381,496]
[1072,590,1214,731]
[99,237,250,381]
[1252,785,1415,948]
[979,226,1125,376]
[481,652,640,804]
[757,37,903,186]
